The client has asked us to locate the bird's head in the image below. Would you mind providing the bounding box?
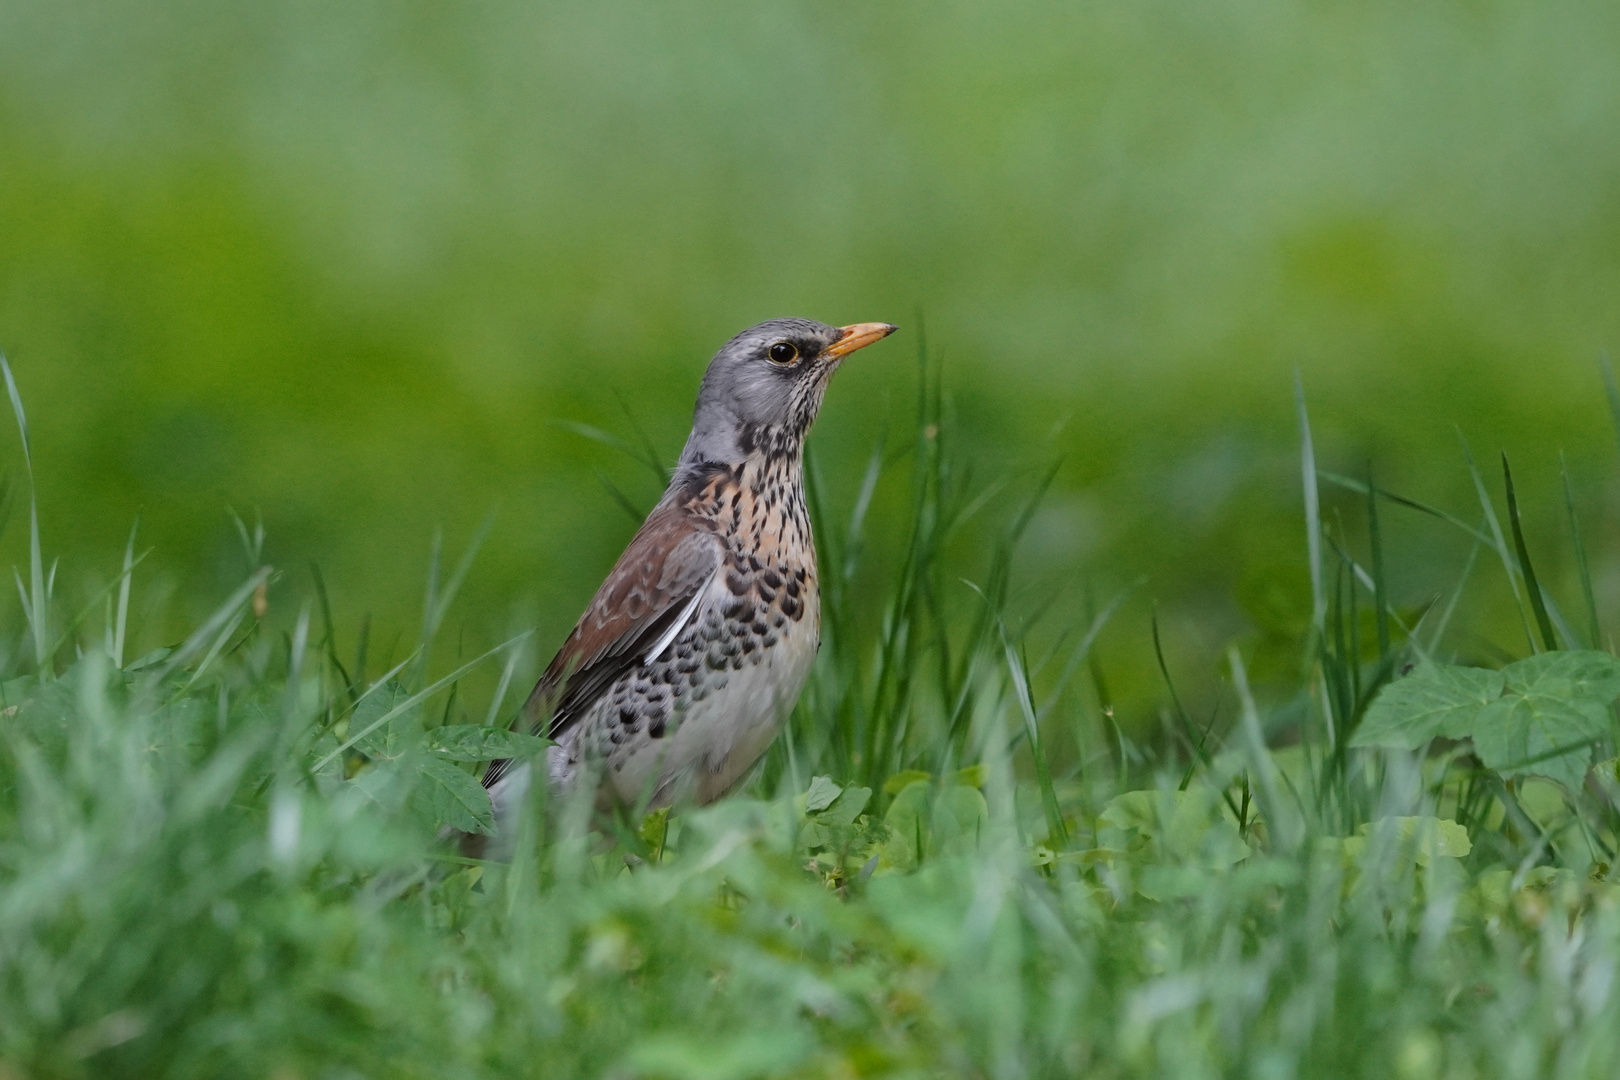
[678,317,897,470]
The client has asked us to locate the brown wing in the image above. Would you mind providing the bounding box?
[483,498,721,787]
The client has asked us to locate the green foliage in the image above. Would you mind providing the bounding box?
[10,335,1620,1076]
[1353,651,1620,788]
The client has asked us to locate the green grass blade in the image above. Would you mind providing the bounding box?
[310,562,355,700]
[1501,453,1557,652]
[1601,350,1620,463]
[312,630,532,773]
[1296,375,1326,633]
[1004,630,1066,846]
[0,352,48,671]
[157,566,274,680]
[1318,470,1492,544]
[1561,454,1602,650]
[113,517,139,668]
[1459,433,1536,653]
[1366,464,1390,660]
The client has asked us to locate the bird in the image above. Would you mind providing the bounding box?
[480,317,897,834]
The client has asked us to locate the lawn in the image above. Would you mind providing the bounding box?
[4,360,1620,1080]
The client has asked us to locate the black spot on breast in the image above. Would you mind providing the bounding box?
[649,718,666,739]
[726,572,748,596]
[762,569,782,590]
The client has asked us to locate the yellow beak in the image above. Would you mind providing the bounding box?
[825,322,899,359]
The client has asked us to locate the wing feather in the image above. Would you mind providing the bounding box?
[483,499,721,789]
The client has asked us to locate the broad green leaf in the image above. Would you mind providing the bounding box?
[816,785,871,828]
[882,769,932,795]
[804,775,843,813]
[1350,663,1504,749]
[1502,649,1620,702]
[1356,816,1471,865]
[1472,691,1604,789]
[413,756,495,834]
[353,681,423,761]
[931,785,988,852]
[1467,651,1620,788]
[347,758,412,815]
[426,724,550,762]
[1098,788,1249,868]
[879,781,988,870]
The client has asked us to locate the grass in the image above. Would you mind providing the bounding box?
[7,352,1620,1080]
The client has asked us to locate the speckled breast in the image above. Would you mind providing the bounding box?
[574,456,821,805]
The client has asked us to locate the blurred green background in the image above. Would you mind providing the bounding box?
[1,0,1618,716]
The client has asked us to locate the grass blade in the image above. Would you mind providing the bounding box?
[1460,433,1536,653]
[1561,454,1601,650]
[1501,453,1557,652]
[1365,464,1390,660]
[312,630,533,774]
[1296,375,1326,635]
[113,517,139,668]
[1601,350,1620,463]
[1004,630,1066,846]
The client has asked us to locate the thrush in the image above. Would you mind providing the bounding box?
[482,317,897,828]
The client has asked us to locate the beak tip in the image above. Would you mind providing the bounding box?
[827,321,899,358]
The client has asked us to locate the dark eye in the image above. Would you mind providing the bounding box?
[767,341,799,365]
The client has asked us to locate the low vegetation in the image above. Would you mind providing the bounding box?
[4,362,1620,1079]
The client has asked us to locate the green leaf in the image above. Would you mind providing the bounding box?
[879,781,988,871]
[881,769,931,795]
[1472,696,1603,789]
[1356,816,1472,865]
[1502,649,1620,702]
[1098,788,1249,869]
[413,755,495,834]
[353,682,423,761]
[1350,663,1504,749]
[1470,650,1620,787]
[804,775,843,813]
[815,785,871,828]
[425,724,550,762]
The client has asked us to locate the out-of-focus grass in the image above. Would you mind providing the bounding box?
[1,0,1619,732]
[8,358,1620,1078]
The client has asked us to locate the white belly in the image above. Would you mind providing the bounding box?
[609,610,819,805]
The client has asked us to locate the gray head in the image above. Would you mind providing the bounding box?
[676,317,897,471]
